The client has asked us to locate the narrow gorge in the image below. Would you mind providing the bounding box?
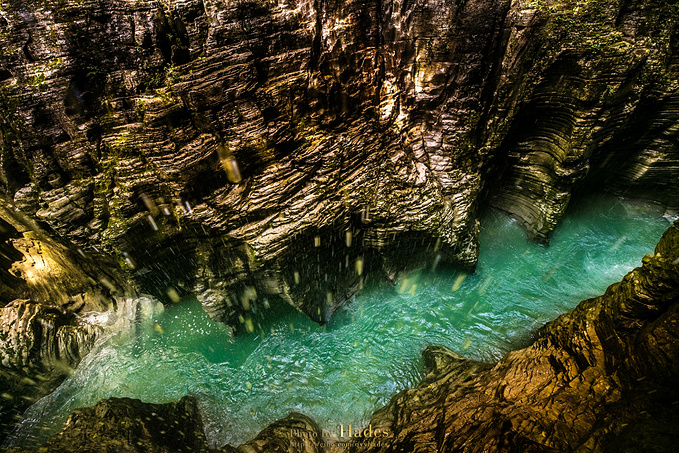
[0,0,678,451]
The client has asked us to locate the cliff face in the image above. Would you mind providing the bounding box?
[1,0,677,327]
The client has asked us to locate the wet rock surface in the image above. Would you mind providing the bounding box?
[0,300,101,444]
[3,396,216,453]
[2,398,320,453]
[0,198,133,442]
[236,412,322,453]
[0,0,677,326]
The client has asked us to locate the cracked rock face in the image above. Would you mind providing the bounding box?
[1,0,678,328]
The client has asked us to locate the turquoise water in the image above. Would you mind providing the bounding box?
[7,196,672,448]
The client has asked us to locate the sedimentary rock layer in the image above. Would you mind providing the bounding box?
[0,300,101,443]
[1,0,677,326]
[0,200,133,441]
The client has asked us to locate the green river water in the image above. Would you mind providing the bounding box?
[7,195,673,448]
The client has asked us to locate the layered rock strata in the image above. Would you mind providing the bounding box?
[0,199,133,441]
[1,0,677,327]
[0,300,101,444]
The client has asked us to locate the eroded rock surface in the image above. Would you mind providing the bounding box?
[1,0,677,327]
[0,198,133,442]
[3,396,218,453]
[0,300,101,444]
[236,412,322,453]
[3,398,320,453]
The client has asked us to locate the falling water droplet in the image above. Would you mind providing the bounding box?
[147,215,158,231]
[218,145,242,183]
[452,274,466,292]
[433,237,441,252]
[166,288,180,303]
[140,193,159,216]
[314,235,321,247]
[355,257,364,276]
[345,230,352,247]
[431,253,441,271]
[294,271,300,284]
[245,318,254,333]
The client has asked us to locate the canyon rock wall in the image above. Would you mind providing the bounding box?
[1,0,678,329]
[0,299,101,442]
[0,201,133,441]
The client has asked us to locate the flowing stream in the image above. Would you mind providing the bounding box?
[6,195,672,448]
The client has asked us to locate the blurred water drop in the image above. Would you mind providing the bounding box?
[294,271,300,284]
[225,158,242,183]
[147,215,158,231]
[610,235,627,251]
[166,288,180,303]
[355,257,364,276]
[140,193,159,216]
[452,274,466,292]
[478,276,493,295]
[314,236,321,247]
[218,145,242,183]
[245,318,255,333]
[345,231,352,247]
[431,254,441,271]
[99,278,116,292]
